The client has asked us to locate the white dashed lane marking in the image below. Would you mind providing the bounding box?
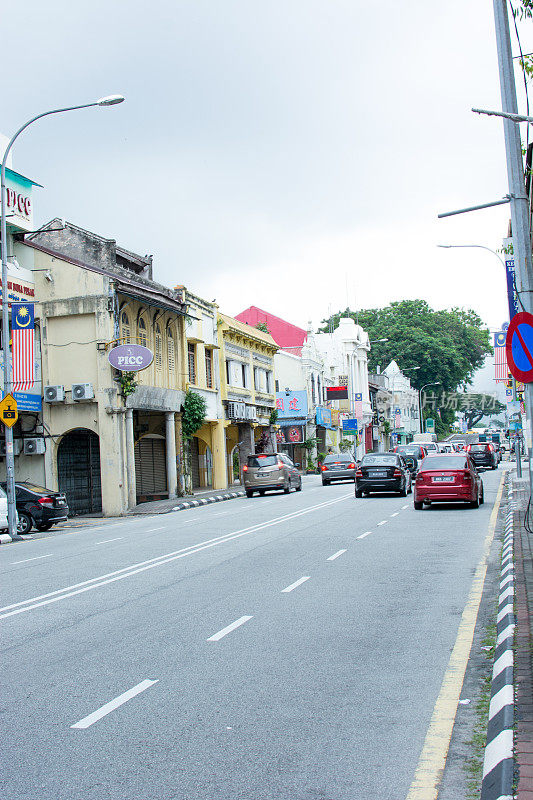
[327,549,347,561]
[357,532,372,539]
[207,616,253,641]
[281,577,310,593]
[377,520,388,526]
[71,680,159,729]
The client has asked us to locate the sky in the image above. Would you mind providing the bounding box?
[2,1,532,335]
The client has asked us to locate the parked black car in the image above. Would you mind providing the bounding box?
[465,442,498,470]
[355,453,412,498]
[1,482,69,534]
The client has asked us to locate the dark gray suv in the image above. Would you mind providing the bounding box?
[321,453,356,485]
[243,453,302,497]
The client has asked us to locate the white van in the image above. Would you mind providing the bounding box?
[413,433,437,443]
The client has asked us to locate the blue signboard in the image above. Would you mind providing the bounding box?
[316,406,332,427]
[342,418,358,432]
[275,390,308,419]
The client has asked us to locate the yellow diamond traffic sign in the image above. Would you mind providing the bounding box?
[0,394,18,428]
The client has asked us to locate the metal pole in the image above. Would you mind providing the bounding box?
[0,100,116,540]
[493,0,533,493]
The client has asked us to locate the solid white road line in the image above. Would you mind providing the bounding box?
[10,554,53,565]
[357,531,372,539]
[327,549,347,561]
[207,616,253,641]
[377,520,388,526]
[95,538,124,545]
[281,576,310,593]
[390,512,400,517]
[145,527,165,532]
[1,493,351,620]
[71,679,159,729]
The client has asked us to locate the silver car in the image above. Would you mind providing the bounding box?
[243,453,302,497]
[321,453,356,485]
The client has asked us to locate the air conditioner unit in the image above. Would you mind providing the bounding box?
[0,439,22,456]
[44,385,65,403]
[72,383,94,401]
[24,437,46,455]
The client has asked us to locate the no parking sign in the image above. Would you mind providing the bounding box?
[506,312,533,383]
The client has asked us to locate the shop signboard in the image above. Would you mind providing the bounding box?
[315,406,332,427]
[276,425,304,444]
[108,344,154,372]
[342,418,358,435]
[326,385,349,401]
[275,390,308,419]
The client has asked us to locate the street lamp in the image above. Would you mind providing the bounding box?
[437,243,506,269]
[389,366,419,444]
[472,107,533,124]
[369,338,389,344]
[1,95,124,540]
[419,382,441,435]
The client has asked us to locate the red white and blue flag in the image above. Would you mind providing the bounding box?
[494,331,508,381]
[12,303,35,391]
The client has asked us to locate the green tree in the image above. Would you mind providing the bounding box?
[458,393,507,431]
[255,322,270,334]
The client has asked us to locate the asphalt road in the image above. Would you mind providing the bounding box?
[0,467,505,800]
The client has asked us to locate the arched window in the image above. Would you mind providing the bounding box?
[138,317,147,348]
[167,327,175,374]
[120,311,131,344]
[155,323,162,370]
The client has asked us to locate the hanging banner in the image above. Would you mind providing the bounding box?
[12,303,35,391]
[503,238,519,321]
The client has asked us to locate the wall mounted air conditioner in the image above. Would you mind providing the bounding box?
[44,385,65,403]
[0,439,22,456]
[23,438,46,455]
[72,383,94,401]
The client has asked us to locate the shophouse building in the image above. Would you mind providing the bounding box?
[217,313,278,481]
[314,317,372,460]
[382,361,420,445]
[183,290,226,491]
[19,220,188,515]
[274,331,334,469]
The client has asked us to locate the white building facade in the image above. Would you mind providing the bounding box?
[382,361,420,445]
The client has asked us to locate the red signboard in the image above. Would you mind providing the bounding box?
[326,386,349,401]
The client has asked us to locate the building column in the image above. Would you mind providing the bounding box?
[211,420,227,490]
[125,408,136,509]
[165,411,177,499]
[237,422,255,475]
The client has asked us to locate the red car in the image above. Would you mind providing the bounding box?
[414,453,484,510]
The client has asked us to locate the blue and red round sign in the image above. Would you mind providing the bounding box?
[506,311,533,383]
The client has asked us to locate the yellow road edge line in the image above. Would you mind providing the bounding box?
[405,471,506,800]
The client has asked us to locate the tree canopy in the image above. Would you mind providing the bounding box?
[320,300,492,393]
[319,300,493,437]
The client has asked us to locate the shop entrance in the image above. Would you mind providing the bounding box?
[57,429,102,516]
[134,434,167,499]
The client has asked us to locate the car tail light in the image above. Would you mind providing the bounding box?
[348,462,355,469]
[242,465,248,472]
[393,468,402,477]
[355,469,363,477]
[488,444,494,452]
[463,470,472,481]
[277,460,284,469]
[38,497,54,508]
[321,465,327,472]
[466,444,471,452]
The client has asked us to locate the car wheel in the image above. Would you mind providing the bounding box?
[479,485,484,505]
[414,501,423,510]
[35,522,54,532]
[284,482,290,494]
[245,489,254,498]
[355,489,363,498]
[17,512,33,534]
[259,490,265,496]
[471,493,480,509]
[296,481,302,492]
[400,482,407,498]
[322,480,329,486]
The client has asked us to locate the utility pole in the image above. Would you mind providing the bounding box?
[493,0,533,491]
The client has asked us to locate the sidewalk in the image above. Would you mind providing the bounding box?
[511,472,533,799]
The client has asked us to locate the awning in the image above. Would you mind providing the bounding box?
[277,418,307,427]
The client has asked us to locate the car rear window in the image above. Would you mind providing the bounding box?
[469,444,489,451]
[398,447,419,456]
[362,454,398,466]
[247,455,278,468]
[421,456,468,470]
[19,483,52,494]
[324,454,353,463]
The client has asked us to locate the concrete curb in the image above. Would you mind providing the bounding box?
[171,491,246,512]
[481,477,515,800]
[0,532,12,544]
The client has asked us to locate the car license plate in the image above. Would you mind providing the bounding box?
[371,471,387,478]
[257,472,267,478]
[433,476,453,482]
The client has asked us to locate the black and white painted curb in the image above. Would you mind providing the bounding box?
[481,479,515,800]
[170,491,245,512]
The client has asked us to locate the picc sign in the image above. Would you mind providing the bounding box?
[108,344,153,371]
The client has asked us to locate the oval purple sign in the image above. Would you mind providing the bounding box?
[108,344,154,372]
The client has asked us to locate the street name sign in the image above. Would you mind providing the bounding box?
[0,393,18,427]
[506,311,533,383]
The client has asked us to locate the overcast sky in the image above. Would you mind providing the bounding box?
[3,1,532,334]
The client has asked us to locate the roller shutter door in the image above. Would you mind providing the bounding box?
[190,437,201,489]
[135,437,167,496]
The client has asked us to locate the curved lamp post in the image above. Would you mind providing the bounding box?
[419,381,441,435]
[1,95,124,539]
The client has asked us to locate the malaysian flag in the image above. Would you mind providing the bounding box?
[494,331,508,381]
[12,303,35,391]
